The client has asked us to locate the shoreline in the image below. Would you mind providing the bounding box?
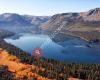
[60,32,90,42]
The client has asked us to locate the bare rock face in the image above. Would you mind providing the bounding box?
[80,8,100,21]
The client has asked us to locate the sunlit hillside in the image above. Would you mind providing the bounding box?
[0,48,51,80]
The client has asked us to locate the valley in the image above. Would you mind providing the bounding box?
[0,7,100,80]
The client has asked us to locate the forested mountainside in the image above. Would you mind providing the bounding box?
[0,40,100,80]
[0,29,99,80]
[0,29,14,38]
[41,8,100,43]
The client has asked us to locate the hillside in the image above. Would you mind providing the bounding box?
[0,39,100,80]
[0,27,99,80]
[0,48,50,80]
[41,8,100,43]
[0,48,83,80]
[0,29,14,38]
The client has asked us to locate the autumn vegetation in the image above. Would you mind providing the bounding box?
[0,40,100,80]
[0,31,100,80]
[0,48,50,80]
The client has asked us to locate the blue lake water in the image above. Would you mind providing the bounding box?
[4,34,100,63]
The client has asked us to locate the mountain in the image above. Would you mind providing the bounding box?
[0,13,50,33]
[0,13,50,27]
[23,15,50,26]
[0,13,31,26]
[41,8,100,42]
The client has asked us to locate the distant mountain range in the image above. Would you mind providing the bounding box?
[0,13,50,33]
[41,8,100,42]
[0,13,50,27]
[0,8,100,28]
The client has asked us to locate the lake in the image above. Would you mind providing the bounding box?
[4,33,100,63]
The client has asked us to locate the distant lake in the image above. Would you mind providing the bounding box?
[4,33,100,63]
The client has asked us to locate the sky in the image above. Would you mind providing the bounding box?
[0,0,100,16]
